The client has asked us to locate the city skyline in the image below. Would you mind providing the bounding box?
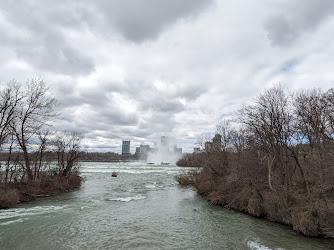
[124,136,183,155]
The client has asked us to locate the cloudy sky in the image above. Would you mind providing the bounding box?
[0,0,334,153]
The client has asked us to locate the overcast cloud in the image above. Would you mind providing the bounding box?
[0,0,334,152]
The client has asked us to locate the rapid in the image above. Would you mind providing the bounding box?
[0,162,333,249]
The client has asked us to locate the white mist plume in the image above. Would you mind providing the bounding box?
[146,136,182,164]
[146,150,181,165]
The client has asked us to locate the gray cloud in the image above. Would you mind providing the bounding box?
[264,0,334,46]
[0,0,213,76]
[96,0,214,42]
[0,2,95,75]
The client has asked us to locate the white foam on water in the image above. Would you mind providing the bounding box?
[80,163,184,175]
[0,218,24,226]
[109,195,145,202]
[0,205,65,220]
[82,169,168,174]
[145,184,156,189]
[247,240,274,250]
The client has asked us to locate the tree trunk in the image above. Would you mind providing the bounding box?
[268,154,275,191]
[22,145,33,182]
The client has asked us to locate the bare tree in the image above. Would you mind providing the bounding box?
[0,82,21,147]
[197,133,212,149]
[294,89,326,146]
[294,88,334,187]
[54,132,83,177]
[31,130,51,179]
[10,79,57,182]
[237,86,306,193]
[0,82,22,185]
[229,127,249,154]
[216,119,232,151]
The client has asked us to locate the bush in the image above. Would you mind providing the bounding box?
[0,187,20,209]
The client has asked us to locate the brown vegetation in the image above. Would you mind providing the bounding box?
[177,86,334,238]
[0,79,83,209]
[0,175,82,209]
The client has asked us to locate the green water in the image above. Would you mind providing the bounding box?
[0,162,333,249]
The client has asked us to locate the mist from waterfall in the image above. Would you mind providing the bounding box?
[146,150,182,165]
[145,136,182,165]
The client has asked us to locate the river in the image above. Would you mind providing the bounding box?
[1,162,334,249]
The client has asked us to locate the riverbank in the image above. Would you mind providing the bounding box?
[176,151,334,239]
[0,174,82,209]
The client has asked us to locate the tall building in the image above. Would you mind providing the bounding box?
[122,140,130,154]
[212,134,222,146]
[139,144,150,155]
[160,136,170,163]
[161,136,169,152]
[205,134,222,152]
[173,145,182,155]
[161,136,169,147]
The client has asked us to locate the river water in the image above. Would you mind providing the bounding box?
[1,162,334,250]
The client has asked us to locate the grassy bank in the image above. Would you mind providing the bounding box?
[0,174,82,209]
[176,151,334,239]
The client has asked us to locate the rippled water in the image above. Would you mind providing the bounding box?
[1,162,334,249]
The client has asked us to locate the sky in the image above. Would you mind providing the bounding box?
[0,0,334,153]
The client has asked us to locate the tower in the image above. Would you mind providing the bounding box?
[160,136,169,153]
[122,140,130,154]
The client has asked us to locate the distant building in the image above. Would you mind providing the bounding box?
[212,134,222,147]
[149,147,159,154]
[173,145,182,155]
[135,144,150,160]
[205,134,222,152]
[205,141,213,152]
[194,147,201,153]
[161,136,169,148]
[122,140,130,154]
[139,144,150,155]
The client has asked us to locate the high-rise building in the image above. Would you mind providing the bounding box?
[139,144,150,155]
[161,136,169,149]
[205,134,222,152]
[122,140,130,154]
[173,145,182,155]
[212,134,222,146]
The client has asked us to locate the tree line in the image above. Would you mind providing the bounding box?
[177,86,334,238]
[0,79,83,193]
[80,151,138,162]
